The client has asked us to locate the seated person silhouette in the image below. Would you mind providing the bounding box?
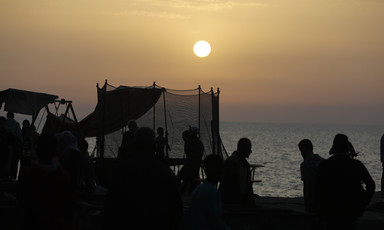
[104,127,183,230]
[183,154,231,230]
[315,133,375,230]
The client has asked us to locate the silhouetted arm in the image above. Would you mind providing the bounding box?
[359,162,375,207]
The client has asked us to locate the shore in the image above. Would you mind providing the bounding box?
[2,179,383,230]
[221,192,384,230]
[180,191,384,230]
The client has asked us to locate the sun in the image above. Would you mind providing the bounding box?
[193,41,211,58]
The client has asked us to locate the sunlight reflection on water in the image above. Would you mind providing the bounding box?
[220,122,384,198]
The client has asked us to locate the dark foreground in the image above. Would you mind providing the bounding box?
[179,191,384,230]
[1,179,383,230]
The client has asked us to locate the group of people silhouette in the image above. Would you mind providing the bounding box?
[299,134,376,230]
[113,120,379,230]
[1,112,98,229]
[0,112,24,180]
[1,113,382,230]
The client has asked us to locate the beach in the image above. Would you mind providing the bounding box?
[2,122,384,229]
[186,192,384,230]
[1,178,383,230]
[251,192,384,230]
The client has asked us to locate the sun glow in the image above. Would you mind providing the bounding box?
[193,41,211,58]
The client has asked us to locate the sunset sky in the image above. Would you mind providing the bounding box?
[1,0,384,125]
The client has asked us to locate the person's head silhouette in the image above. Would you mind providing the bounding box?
[237,137,252,158]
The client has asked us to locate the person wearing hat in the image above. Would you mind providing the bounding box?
[315,133,375,230]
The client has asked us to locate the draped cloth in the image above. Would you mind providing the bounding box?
[78,84,163,138]
[0,88,58,115]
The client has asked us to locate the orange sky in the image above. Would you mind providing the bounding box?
[1,0,384,124]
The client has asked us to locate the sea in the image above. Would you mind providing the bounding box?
[83,121,383,198]
[6,112,384,198]
[219,122,384,198]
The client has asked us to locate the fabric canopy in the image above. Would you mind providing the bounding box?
[42,112,78,135]
[0,88,58,115]
[79,84,163,137]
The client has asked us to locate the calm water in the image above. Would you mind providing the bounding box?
[220,122,384,198]
[87,122,384,198]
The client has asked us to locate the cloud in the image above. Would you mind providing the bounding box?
[102,0,268,19]
[102,10,190,19]
[154,0,268,11]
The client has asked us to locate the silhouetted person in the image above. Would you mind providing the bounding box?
[0,116,14,179]
[177,127,204,195]
[5,112,22,179]
[219,137,255,206]
[21,119,32,151]
[17,133,74,230]
[183,154,231,230]
[104,127,183,230]
[6,112,22,142]
[20,120,39,175]
[329,139,358,158]
[56,130,94,194]
[155,127,170,161]
[118,120,138,160]
[77,138,97,193]
[315,133,375,230]
[298,139,324,213]
[381,133,384,198]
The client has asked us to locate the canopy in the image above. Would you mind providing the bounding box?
[78,83,163,137]
[0,88,58,115]
[42,112,78,135]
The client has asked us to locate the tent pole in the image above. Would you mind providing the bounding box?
[152,82,156,131]
[211,87,216,155]
[101,80,107,160]
[162,89,169,158]
[198,85,201,135]
[216,88,222,157]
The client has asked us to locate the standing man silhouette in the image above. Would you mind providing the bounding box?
[118,120,138,160]
[5,112,22,179]
[298,139,324,213]
[219,137,255,206]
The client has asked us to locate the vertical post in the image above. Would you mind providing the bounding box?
[96,82,100,158]
[61,100,70,125]
[216,88,222,157]
[152,82,156,131]
[99,80,107,160]
[198,85,201,134]
[162,89,169,158]
[94,81,106,187]
[210,87,216,155]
